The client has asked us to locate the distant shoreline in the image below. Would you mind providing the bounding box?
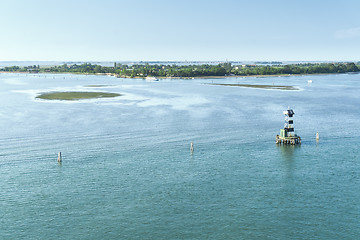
[0,71,350,80]
[122,72,341,79]
[1,61,359,79]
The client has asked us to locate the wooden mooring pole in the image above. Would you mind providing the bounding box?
[57,152,62,163]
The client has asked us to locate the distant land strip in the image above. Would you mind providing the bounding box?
[207,83,299,91]
[1,62,359,78]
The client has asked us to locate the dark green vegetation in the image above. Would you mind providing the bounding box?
[208,83,299,90]
[2,62,360,78]
[36,91,121,101]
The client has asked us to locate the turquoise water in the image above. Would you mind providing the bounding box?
[0,73,359,239]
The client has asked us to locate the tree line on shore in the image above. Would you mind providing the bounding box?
[1,62,359,77]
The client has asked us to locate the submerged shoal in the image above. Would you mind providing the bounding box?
[208,83,299,90]
[36,91,121,101]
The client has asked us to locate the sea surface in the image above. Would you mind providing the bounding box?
[0,73,359,239]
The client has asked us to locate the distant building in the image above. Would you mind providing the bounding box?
[241,64,257,68]
[27,68,39,73]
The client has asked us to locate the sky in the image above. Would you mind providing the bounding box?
[0,0,359,61]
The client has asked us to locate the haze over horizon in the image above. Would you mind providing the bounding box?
[1,0,359,62]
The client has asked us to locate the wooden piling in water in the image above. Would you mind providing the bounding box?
[58,152,62,163]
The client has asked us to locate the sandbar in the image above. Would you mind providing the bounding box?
[36,91,121,101]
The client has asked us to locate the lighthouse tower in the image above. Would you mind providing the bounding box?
[276,107,301,145]
[283,108,295,137]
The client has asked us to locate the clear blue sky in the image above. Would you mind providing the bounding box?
[1,0,359,61]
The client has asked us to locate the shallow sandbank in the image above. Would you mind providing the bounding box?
[36,91,121,101]
[208,83,299,90]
